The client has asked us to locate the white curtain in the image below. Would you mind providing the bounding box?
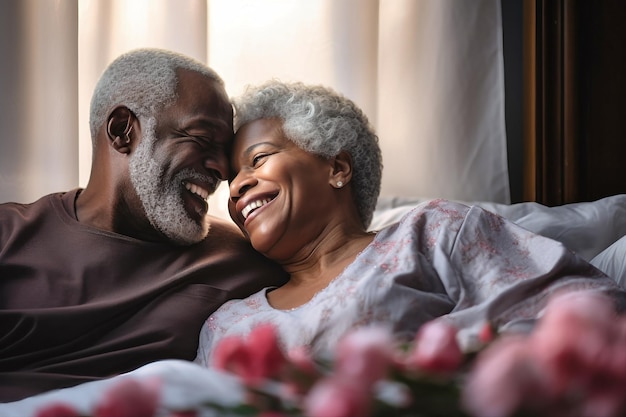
[0,0,510,221]
[0,0,78,204]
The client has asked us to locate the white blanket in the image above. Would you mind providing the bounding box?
[0,360,245,417]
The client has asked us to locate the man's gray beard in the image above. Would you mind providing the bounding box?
[128,120,209,245]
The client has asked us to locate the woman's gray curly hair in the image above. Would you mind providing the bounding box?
[233,81,383,228]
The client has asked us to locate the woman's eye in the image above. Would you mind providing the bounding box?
[252,154,268,166]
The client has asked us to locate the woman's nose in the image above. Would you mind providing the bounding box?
[229,170,256,201]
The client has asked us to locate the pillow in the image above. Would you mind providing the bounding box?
[371,194,626,262]
[590,235,626,288]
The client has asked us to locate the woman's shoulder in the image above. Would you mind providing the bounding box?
[213,287,273,316]
[368,199,473,252]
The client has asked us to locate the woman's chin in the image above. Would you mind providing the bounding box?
[247,221,288,260]
[250,235,281,261]
[251,240,272,257]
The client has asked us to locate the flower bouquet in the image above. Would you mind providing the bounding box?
[34,290,626,417]
[207,320,473,417]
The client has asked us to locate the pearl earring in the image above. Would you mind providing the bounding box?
[336,181,343,188]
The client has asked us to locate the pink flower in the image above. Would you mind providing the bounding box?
[405,320,463,373]
[35,403,80,417]
[283,346,321,395]
[579,386,626,417]
[530,290,623,395]
[334,326,395,387]
[462,290,626,417]
[304,376,372,417]
[213,334,251,376]
[213,323,287,384]
[94,377,160,417]
[246,323,287,381]
[287,346,317,375]
[461,335,547,417]
[529,291,626,416]
[478,321,496,344]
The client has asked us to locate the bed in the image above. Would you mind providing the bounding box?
[1,194,626,416]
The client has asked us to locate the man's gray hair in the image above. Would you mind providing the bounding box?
[233,81,383,228]
[89,48,223,144]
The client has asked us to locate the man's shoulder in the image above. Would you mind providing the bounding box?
[189,216,256,254]
[0,190,74,211]
[186,216,289,290]
[0,192,61,218]
[0,192,71,248]
[1,190,79,226]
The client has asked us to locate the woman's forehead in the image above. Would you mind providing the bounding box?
[234,118,287,147]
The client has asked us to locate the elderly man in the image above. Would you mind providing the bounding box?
[0,48,287,401]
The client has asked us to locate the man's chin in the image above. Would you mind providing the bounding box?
[164,226,209,246]
[153,211,210,246]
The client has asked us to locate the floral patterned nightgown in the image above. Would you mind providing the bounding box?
[195,199,620,367]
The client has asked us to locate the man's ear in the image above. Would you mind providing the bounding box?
[329,150,353,189]
[106,106,137,154]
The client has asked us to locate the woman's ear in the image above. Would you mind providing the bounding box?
[106,106,136,154]
[330,150,353,189]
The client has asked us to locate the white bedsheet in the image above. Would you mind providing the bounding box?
[0,360,244,417]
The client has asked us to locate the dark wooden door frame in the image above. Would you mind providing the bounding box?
[523,0,579,205]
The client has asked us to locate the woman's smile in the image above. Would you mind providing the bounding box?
[242,197,273,219]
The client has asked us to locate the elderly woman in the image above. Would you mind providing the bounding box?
[194,80,626,365]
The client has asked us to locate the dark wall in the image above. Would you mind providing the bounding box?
[576,0,626,201]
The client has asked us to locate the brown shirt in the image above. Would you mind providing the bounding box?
[0,189,287,401]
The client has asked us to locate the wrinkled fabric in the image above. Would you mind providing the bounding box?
[196,199,623,367]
